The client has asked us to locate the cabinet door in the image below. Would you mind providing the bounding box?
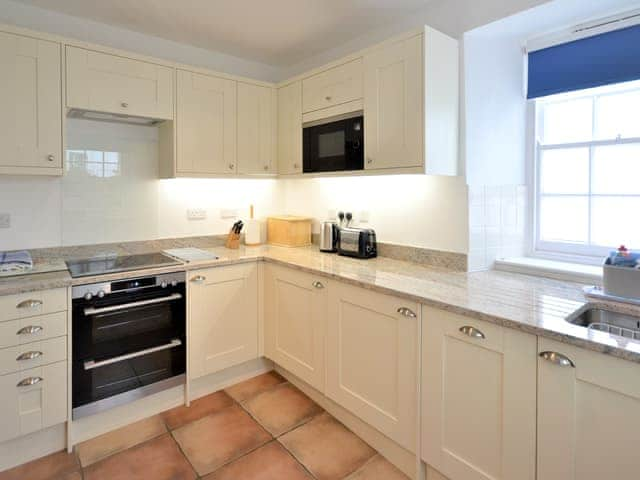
[538,337,640,480]
[363,34,423,170]
[0,32,61,172]
[422,307,536,480]
[188,264,258,379]
[302,58,363,113]
[264,264,326,391]
[237,82,276,175]
[326,281,418,451]
[0,360,67,443]
[66,46,173,120]
[176,69,237,175]
[277,81,302,175]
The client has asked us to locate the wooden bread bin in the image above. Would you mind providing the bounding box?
[267,216,312,247]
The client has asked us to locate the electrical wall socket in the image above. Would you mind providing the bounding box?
[0,213,10,229]
[220,209,238,219]
[187,209,207,220]
[359,210,370,223]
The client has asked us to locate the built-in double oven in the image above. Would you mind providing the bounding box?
[71,272,186,419]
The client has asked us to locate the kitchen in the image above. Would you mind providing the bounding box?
[0,0,640,479]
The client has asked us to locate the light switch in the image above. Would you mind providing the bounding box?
[0,213,10,228]
[187,209,207,220]
[220,209,238,219]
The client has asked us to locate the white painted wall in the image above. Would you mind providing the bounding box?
[280,176,469,253]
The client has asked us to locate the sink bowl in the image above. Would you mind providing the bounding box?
[568,307,640,340]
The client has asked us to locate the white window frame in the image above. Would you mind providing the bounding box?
[531,82,640,264]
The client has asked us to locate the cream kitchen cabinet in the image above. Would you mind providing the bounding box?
[188,264,258,379]
[363,34,423,171]
[0,31,62,175]
[302,58,363,113]
[422,306,537,480]
[537,337,640,480]
[326,281,418,451]
[66,46,173,120]
[277,81,303,175]
[237,82,277,175]
[176,69,237,175]
[264,264,326,391]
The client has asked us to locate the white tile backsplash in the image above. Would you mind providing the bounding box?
[467,183,527,271]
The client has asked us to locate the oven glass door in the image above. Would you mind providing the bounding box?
[303,116,364,173]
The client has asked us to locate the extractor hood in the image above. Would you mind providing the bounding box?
[67,109,163,126]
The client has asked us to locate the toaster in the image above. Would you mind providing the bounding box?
[337,227,377,259]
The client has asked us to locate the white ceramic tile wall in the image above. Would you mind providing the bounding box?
[468,184,527,271]
[0,119,283,251]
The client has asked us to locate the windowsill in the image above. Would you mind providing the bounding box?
[494,256,602,285]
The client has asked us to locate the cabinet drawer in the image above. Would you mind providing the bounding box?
[302,58,363,113]
[0,336,67,375]
[66,46,174,120]
[0,360,67,443]
[0,311,67,349]
[0,288,67,322]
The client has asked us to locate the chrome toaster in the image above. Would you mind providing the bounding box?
[337,227,377,259]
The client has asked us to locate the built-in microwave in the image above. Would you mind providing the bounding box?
[303,113,364,173]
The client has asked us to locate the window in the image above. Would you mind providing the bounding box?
[534,80,640,261]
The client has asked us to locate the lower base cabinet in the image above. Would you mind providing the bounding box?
[537,337,640,480]
[422,306,536,480]
[0,360,67,443]
[188,264,258,379]
[326,281,418,452]
[264,264,327,392]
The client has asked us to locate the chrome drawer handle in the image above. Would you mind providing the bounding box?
[17,325,43,335]
[191,275,206,284]
[17,299,42,309]
[397,307,417,318]
[539,351,575,368]
[16,351,43,361]
[17,377,43,387]
[83,293,182,316]
[84,339,182,370]
[459,325,485,339]
[312,281,324,289]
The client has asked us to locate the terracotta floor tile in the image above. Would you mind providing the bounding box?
[76,414,167,467]
[344,454,409,480]
[202,441,312,480]
[161,391,235,430]
[243,383,323,436]
[83,433,196,480]
[279,412,376,480]
[224,371,286,402]
[172,403,272,476]
[0,450,79,480]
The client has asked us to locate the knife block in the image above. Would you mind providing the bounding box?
[225,229,241,249]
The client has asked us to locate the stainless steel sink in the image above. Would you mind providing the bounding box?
[568,307,640,340]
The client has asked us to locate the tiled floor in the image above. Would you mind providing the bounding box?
[0,371,409,480]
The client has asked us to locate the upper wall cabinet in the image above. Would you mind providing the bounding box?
[66,46,173,120]
[237,82,277,175]
[176,69,237,175]
[363,34,423,171]
[277,81,302,175]
[302,58,363,113]
[0,31,62,175]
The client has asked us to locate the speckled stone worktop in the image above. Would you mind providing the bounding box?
[2,243,640,363]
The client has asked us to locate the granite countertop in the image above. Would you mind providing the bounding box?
[2,244,640,363]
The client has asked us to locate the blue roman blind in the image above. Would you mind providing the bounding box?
[527,23,640,99]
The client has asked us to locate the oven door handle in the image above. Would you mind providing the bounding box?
[83,293,183,316]
[83,339,182,371]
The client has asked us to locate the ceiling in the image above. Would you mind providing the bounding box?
[15,0,437,66]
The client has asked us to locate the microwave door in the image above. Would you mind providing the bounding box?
[303,116,363,173]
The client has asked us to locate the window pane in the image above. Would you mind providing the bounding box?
[592,144,640,195]
[539,196,588,244]
[540,148,589,194]
[592,197,640,248]
[541,98,592,144]
[595,90,640,140]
